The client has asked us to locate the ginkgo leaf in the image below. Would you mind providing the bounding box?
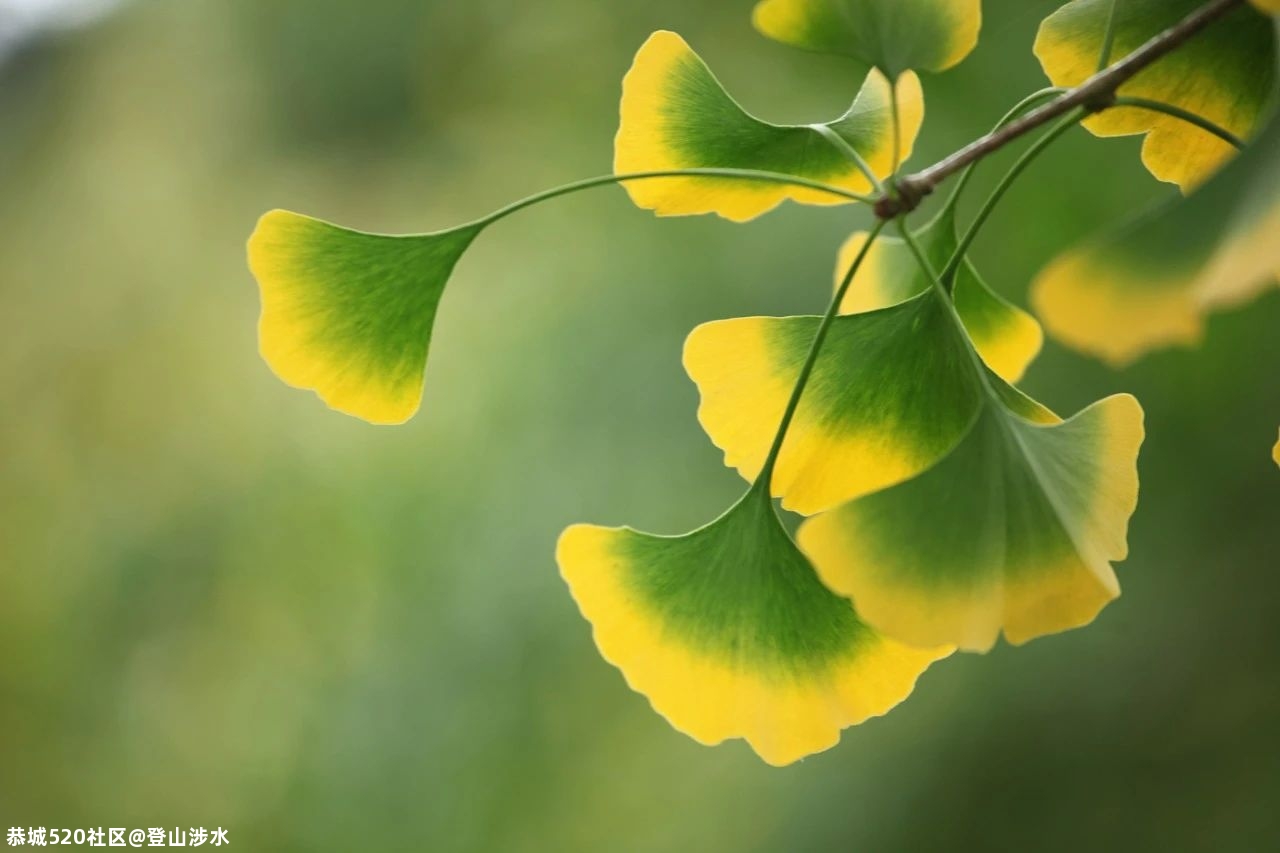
[834,207,1043,383]
[687,295,978,518]
[686,206,1049,517]
[248,210,480,424]
[614,30,922,222]
[1254,0,1280,13]
[752,0,982,77]
[557,485,950,766]
[1273,429,1280,467]
[1035,0,1277,189]
[1032,111,1280,365]
[800,393,1144,652]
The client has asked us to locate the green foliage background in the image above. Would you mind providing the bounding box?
[1,1,1277,849]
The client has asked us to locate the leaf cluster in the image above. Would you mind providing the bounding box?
[245,0,1280,764]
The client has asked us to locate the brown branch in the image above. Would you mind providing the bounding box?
[879,0,1245,218]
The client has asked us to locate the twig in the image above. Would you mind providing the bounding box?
[877,0,1244,217]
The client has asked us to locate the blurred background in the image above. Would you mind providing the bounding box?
[1,0,1277,849]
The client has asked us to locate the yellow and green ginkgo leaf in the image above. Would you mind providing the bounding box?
[752,0,982,77]
[686,291,986,517]
[833,206,1043,383]
[800,391,1145,652]
[1032,109,1280,365]
[248,210,480,424]
[615,30,922,222]
[1035,0,1277,189]
[685,217,1045,517]
[688,246,1139,653]
[557,483,950,766]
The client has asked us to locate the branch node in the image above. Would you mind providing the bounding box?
[874,179,931,219]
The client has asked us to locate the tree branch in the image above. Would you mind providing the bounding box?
[878,0,1245,218]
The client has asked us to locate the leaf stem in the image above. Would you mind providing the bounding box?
[895,218,994,389]
[895,220,951,311]
[941,87,1066,216]
[890,0,1245,215]
[475,169,876,227]
[939,110,1086,285]
[811,124,885,193]
[890,83,902,178]
[1097,0,1122,72]
[755,219,888,490]
[1111,96,1245,148]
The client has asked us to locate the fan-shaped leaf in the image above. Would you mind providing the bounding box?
[834,208,1043,382]
[614,31,922,222]
[800,394,1144,652]
[1032,112,1280,365]
[1035,0,1277,189]
[557,487,949,766]
[752,0,982,77]
[686,294,982,517]
[686,212,1048,517]
[248,210,480,424]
